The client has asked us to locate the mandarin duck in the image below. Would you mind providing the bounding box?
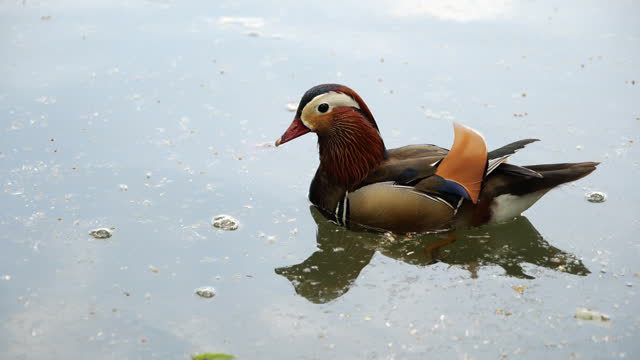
[276,84,598,233]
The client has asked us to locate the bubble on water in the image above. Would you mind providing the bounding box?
[211,215,239,231]
[195,286,216,298]
[585,191,607,203]
[118,184,128,191]
[89,228,113,239]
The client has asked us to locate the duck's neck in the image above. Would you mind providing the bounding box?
[318,111,386,190]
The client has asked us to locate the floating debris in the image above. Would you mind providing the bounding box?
[424,109,454,121]
[195,286,216,298]
[212,215,239,230]
[89,228,113,239]
[585,191,607,203]
[511,285,528,294]
[286,103,298,112]
[254,142,274,149]
[35,96,57,104]
[382,232,396,242]
[575,307,610,322]
[118,184,128,191]
[218,16,264,29]
[192,353,235,360]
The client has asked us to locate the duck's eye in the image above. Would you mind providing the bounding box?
[317,103,330,113]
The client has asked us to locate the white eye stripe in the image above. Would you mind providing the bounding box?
[301,91,360,128]
[310,92,360,111]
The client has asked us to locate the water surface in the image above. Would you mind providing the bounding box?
[1,0,639,358]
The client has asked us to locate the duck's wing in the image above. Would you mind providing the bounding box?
[363,126,545,197]
[487,139,542,177]
[360,156,441,186]
[387,144,449,159]
[359,144,447,186]
[488,138,540,159]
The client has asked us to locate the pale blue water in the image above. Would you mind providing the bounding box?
[1,1,639,359]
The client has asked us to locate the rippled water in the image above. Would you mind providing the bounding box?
[1,0,638,359]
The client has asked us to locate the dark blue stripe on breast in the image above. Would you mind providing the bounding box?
[438,179,471,200]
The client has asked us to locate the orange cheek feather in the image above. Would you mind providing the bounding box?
[308,113,335,135]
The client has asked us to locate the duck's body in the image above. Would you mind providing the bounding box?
[276,84,598,233]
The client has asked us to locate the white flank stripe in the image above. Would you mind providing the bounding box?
[342,190,349,225]
[486,154,510,175]
[391,184,455,209]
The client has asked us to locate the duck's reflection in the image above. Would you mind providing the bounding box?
[275,206,589,304]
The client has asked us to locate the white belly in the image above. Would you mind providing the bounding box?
[489,190,548,224]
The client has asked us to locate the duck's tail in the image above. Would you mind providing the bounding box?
[478,161,599,224]
[512,161,600,194]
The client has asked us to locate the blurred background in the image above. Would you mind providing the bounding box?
[1,0,638,359]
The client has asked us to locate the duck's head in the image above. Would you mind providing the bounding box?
[275,84,386,189]
[275,84,380,146]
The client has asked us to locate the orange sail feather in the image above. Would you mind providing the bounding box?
[435,123,488,203]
